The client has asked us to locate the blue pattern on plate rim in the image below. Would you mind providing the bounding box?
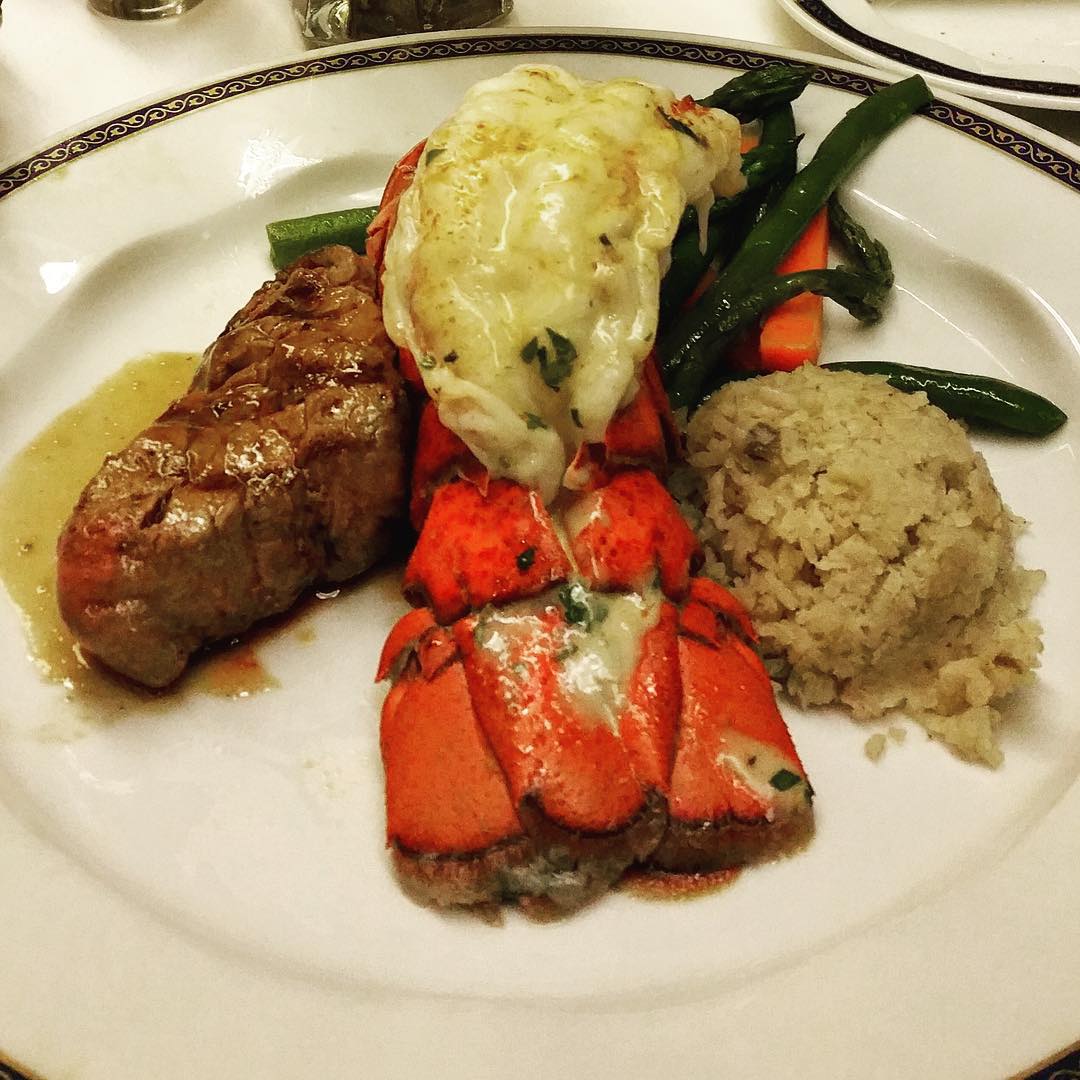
[791,0,1080,99]
[0,31,1078,200]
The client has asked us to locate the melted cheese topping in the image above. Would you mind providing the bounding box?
[555,588,663,730]
[471,586,663,731]
[714,730,809,822]
[380,64,745,502]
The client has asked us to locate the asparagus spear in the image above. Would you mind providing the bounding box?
[661,75,932,408]
[697,64,818,122]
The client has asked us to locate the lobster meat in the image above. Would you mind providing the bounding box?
[370,69,814,912]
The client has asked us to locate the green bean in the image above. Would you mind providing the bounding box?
[667,267,891,409]
[821,361,1068,436]
[719,104,800,210]
[738,116,801,241]
[667,194,897,407]
[697,64,817,122]
[717,105,801,260]
[659,106,798,327]
[828,194,892,287]
[740,137,796,193]
[661,75,931,389]
[718,76,929,289]
[266,205,378,270]
[658,209,724,329]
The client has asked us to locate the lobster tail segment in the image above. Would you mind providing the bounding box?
[403,478,572,624]
[380,616,532,908]
[379,461,814,911]
[566,468,701,599]
[456,600,669,905]
[381,594,673,912]
[654,580,814,872]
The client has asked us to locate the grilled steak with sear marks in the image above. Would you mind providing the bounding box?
[57,245,408,687]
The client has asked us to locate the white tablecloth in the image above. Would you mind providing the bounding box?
[3,0,1080,164]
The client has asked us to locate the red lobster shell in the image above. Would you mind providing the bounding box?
[371,141,813,913]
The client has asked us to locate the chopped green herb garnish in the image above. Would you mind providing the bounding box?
[522,330,577,390]
[769,768,802,792]
[599,233,611,247]
[658,108,707,146]
[417,355,437,370]
[523,412,548,430]
[425,147,446,165]
[554,644,579,663]
[516,547,536,572]
[557,583,592,627]
[555,585,606,630]
[570,408,583,429]
[540,327,577,390]
[443,351,458,364]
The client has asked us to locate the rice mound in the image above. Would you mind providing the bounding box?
[685,364,1044,767]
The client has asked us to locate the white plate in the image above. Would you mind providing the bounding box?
[776,0,1080,111]
[1,28,1079,1080]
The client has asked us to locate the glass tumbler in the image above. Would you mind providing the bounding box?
[292,0,513,44]
[89,0,206,18]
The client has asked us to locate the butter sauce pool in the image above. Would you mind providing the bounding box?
[0,352,277,702]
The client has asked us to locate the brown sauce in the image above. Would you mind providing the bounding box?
[621,866,742,901]
[188,641,281,698]
[0,352,277,708]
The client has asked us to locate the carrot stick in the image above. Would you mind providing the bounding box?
[757,206,829,371]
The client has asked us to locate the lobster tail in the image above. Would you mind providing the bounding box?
[372,133,813,913]
[378,373,813,911]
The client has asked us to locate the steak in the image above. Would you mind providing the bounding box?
[57,245,408,687]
